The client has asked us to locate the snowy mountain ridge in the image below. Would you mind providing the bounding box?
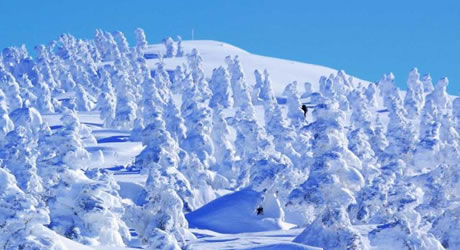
[0,29,459,250]
[145,40,371,96]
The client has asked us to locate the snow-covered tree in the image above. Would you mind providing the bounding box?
[252,69,264,104]
[130,105,195,245]
[364,82,378,107]
[140,70,165,122]
[96,91,116,127]
[52,110,91,168]
[163,98,187,144]
[259,69,277,105]
[453,94,460,132]
[421,73,434,93]
[176,35,184,57]
[171,66,186,94]
[366,168,444,249]
[36,111,130,246]
[178,151,216,208]
[181,100,215,167]
[60,72,77,92]
[378,72,403,112]
[171,65,185,94]
[426,77,451,114]
[300,82,313,99]
[349,88,372,130]
[135,28,148,56]
[3,27,460,249]
[134,107,188,209]
[9,106,43,140]
[154,62,174,100]
[410,99,442,173]
[347,128,379,181]
[112,72,138,129]
[211,108,237,180]
[404,68,425,119]
[209,66,234,109]
[0,168,67,250]
[283,81,305,128]
[47,168,131,246]
[226,56,253,109]
[334,70,354,96]
[381,95,415,162]
[35,54,60,92]
[233,109,273,187]
[288,102,365,246]
[18,74,37,106]
[438,113,460,167]
[368,117,389,158]
[0,90,14,142]
[186,49,212,101]
[187,48,204,83]
[163,37,177,58]
[293,206,367,250]
[34,74,55,113]
[94,30,121,62]
[2,126,43,198]
[319,75,336,100]
[0,67,23,111]
[430,204,460,249]
[264,101,301,166]
[112,31,130,54]
[248,153,294,224]
[369,217,444,250]
[75,84,93,111]
[124,164,194,249]
[319,73,350,111]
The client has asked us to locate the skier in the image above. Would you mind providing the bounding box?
[256,206,264,215]
[301,104,308,117]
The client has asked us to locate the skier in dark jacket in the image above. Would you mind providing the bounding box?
[256,206,264,215]
[301,104,308,117]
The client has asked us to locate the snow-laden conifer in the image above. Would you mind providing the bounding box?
[209,66,234,109]
[163,37,177,58]
[404,68,425,119]
[176,35,184,57]
[135,28,148,57]
[227,56,253,109]
[0,168,67,250]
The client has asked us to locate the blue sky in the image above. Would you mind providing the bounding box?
[1,1,459,93]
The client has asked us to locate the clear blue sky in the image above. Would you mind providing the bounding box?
[1,1,459,93]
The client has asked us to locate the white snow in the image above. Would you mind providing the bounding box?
[1,29,459,250]
[187,188,294,234]
[145,40,371,95]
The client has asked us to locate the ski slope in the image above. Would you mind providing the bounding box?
[48,40,375,249]
[145,40,371,95]
[3,30,456,250]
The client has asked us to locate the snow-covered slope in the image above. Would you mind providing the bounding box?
[1,29,459,250]
[145,40,370,95]
[186,188,294,234]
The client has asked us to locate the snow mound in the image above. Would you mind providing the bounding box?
[55,230,94,250]
[244,242,322,250]
[186,188,293,234]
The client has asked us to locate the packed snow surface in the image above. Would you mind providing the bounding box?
[186,188,294,234]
